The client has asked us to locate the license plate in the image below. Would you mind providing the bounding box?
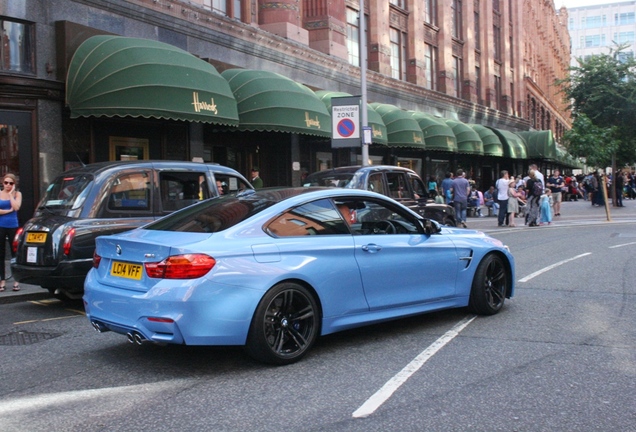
[26,232,47,243]
[110,261,143,280]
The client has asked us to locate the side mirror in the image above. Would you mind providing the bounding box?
[422,219,442,235]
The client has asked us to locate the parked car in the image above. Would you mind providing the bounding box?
[84,187,515,365]
[12,160,252,299]
[303,165,457,226]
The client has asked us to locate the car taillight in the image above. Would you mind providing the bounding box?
[63,228,76,256]
[93,250,101,269]
[12,227,24,253]
[144,254,216,279]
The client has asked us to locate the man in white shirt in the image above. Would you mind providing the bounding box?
[530,164,544,189]
[496,170,510,227]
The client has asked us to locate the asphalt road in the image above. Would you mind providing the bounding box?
[0,209,634,431]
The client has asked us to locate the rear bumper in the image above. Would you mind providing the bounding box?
[83,269,260,346]
[11,259,92,294]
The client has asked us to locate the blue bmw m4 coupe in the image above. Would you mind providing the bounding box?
[84,187,514,365]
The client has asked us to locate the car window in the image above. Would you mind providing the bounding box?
[265,198,350,237]
[367,173,387,195]
[145,195,277,233]
[214,174,251,196]
[335,198,421,235]
[303,172,355,187]
[386,172,413,199]
[107,172,152,211]
[408,173,427,199]
[38,174,93,212]
[159,172,209,211]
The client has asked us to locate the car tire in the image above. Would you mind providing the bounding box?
[468,254,508,315]
[245,282,320,365]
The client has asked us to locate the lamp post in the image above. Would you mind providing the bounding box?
[360,0,369,166]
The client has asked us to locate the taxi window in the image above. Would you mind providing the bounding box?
[107,172,151,211]
[159,172,209,211]
[386,172,413,199]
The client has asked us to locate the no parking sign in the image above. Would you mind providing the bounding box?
[331,96,361,148]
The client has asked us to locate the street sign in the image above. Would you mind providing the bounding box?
[331,96,361,148]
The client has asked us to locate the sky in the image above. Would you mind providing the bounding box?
[554,0,627,9]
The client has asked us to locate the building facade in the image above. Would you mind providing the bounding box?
[567,1,636,65]
[1,0,571,224]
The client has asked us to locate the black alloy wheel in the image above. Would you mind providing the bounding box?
[468,254,508,315]
[245,283,320,365]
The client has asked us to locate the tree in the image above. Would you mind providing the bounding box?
[558,45,636,168]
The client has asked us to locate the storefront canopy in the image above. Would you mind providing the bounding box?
[410,112,457,152]
[469,124,503,157]
[444,119,484,155]
[315,90,388,145]
[66,36,239,126]
[487,128,528,159]
[221,69,331,137]
[369,103,425,148]
[515,130,558,160]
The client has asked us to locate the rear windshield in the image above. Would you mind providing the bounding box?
[144,195,277,233]
[38,174,94,212]
[303,172,356,188]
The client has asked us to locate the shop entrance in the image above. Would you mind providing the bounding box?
[0,110,35,224]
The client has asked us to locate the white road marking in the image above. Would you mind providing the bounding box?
[352,315,476,419]
[518,252,592,283]
[609,241,636,249]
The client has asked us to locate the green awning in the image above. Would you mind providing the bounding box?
[469,124,504,157]
[444,119,484,155]
[221,69,331,137]
[515,130,557,160]
[370,103,425,148]
[315,90,388,145]
[410,112,457,152]
[487,128,528,159]
[66,36,239,126]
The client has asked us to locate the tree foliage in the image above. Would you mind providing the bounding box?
[558,45,636,167]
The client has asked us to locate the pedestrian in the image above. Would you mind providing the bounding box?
[496,170,510,227]
[546,169,565,216]
[615,170,624,207]
[484,186,499,216]
[507,179,524,227]
[451,169,470,228]
[592,171,604,207]
[441,171,454,205]
[251,167,263,189]
[540,189,553,225]
[529,163,544,189]
[0,173,22,292]
[427,175,438,198]
[525,169,542,226]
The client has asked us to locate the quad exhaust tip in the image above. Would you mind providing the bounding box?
[91,321,109,333]
[126,331,146,345]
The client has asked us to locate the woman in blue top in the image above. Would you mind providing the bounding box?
[0,173,22,291]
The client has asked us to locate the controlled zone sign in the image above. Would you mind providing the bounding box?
[331,96,361,148]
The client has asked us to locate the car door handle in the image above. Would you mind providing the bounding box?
[362,244,382,253]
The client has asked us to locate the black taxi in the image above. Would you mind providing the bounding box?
[11,160,252,299]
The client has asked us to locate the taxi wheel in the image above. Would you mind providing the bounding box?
[245,283,320,365]
[468,254,508,315]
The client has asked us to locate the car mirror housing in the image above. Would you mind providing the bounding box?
[422,219,442,235]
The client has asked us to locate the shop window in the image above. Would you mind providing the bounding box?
[1,18,35,74]
[109,137,149,161]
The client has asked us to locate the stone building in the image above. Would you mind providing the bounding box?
[0,0,572,223]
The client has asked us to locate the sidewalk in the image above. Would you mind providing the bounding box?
[464,198,636,232]
[2,198,635,305]
[1,260,54,305]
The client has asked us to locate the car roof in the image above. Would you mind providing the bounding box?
[308,165,418,176]
[52,160,245,177]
